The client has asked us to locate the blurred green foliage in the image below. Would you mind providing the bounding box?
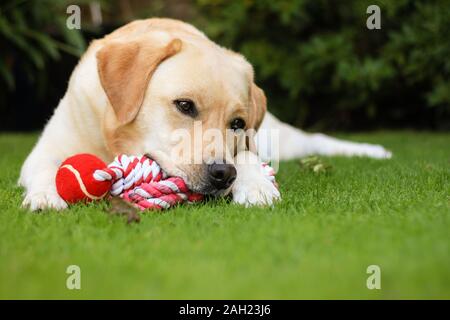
[194,0,450,129]
[0,0,89,92]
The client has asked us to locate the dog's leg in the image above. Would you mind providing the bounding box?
[232,150,280,207]
[257,112,392,161]
[19,139,68,211]
[19,101,79,211]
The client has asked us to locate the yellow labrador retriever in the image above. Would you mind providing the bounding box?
[19,18,391,211]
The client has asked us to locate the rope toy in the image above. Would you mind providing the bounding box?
[55,153,277,210]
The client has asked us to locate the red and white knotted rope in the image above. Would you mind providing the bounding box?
[93,154,277,210]
[93,155,202,210]
[261,162,278,189]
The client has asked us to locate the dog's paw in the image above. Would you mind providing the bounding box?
[22,190,68,211]
[232,175,280,207]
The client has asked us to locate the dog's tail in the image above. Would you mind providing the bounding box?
[256,112,392,161]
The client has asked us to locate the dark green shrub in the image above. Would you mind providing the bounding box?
[0,0,102,130]
[194,0,450,130]
[0,0,87,91]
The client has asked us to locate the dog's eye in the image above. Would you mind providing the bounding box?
[174,99,197,117]
[230,118,246,131]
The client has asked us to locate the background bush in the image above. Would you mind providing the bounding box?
[0,0,93,130]
[0,0,448,131]
[194,0,450,130]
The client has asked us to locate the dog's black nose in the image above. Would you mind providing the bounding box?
[208,163,237,190]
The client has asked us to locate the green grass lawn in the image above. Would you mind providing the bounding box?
[0,132,449,299]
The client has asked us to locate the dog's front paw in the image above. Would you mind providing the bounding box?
[232,175,280,207]
[22,190,68,211]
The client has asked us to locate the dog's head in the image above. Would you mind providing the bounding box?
[96,33,266,194]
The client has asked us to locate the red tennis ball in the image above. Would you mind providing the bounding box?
[56,154,112,204]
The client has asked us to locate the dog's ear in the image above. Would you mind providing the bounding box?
[97,38,182,125]
[249,83,267,131]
